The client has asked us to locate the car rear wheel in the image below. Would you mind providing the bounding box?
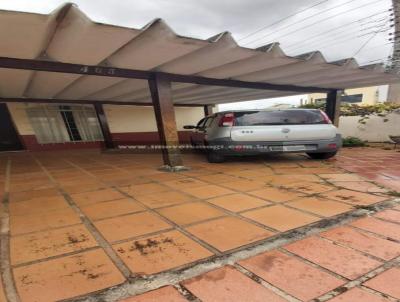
[307,151,337,160]
[207,151,225,163]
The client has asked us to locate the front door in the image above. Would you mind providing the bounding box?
[0,103,23,151]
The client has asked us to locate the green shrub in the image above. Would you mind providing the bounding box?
[342,137,366,147]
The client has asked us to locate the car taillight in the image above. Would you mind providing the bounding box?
[320,110,332,124]
[219,113,235,127]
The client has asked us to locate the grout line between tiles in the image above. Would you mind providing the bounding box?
[31,154,132,280]
[0,159,20,302]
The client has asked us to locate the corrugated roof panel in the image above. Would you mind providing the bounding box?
[106,19,207,70]
[0,4,398,104]
[84,79,147,100]
[156,32,255,74]
[0,69,32,97]
[0,10,53,59]
[46,5,139,64]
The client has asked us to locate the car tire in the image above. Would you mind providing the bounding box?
[307,151,337,160]
[207,152,225,163]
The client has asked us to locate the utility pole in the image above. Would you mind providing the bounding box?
[388,0,400,103]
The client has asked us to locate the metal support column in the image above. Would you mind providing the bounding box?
[94,103,114,149]
[203,105,214,117]
[325,90,342,127]
[148,74,185,170]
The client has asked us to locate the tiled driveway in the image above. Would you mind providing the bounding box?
[0,147,399,301]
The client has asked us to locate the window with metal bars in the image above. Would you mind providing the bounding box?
[26,104,103,144]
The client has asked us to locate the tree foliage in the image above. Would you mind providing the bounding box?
[299,103,400,124]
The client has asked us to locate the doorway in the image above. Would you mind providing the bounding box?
[0,103,23,151]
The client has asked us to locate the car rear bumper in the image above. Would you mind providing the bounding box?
[207,134,342,155]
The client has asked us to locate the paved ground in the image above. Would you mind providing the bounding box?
[0,147,399,302]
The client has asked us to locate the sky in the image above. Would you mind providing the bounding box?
[0,0,394,110]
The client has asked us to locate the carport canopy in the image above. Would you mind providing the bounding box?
[0,3,398,168]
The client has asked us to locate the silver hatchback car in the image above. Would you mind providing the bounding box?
[184,109,342,163]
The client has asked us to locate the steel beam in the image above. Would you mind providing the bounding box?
[203,105,214,116]
[0,56,336,93]
[93,103,114,149]
[148,74,184,169]
[326,90,342,126]
[0,98,205,107]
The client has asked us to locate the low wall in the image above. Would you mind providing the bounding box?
[339,112,400,142]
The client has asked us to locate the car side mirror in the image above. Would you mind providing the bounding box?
[183,125,196,130]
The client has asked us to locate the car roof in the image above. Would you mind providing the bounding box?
[215,108,320,114]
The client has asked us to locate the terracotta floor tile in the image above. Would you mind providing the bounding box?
[71,188,126,206]
[120,183,171,197]
[363,268,400,299]
[134,191,196,208]
[242,205,320,231]
[10,207,81,235]
[182,266,287,302]
[318,173,365,182]
[328,287,390,302]
[185,217,273,252]
[10,224,98,265]
[94,212,171,243]
[248,187,305,203]
[239,250,344,301]
[121,286,187,302]
[9,181,54,193]
[287,197,353,217]
[275,174,323,183]
[220,179,267,192]
[180,185,234,199]
[282,182,334,195]
[229,169,274,179]
[350,217,400,241]
[265,175,312,186]
[157,203,225,225]
[9,196,69,216]
[0,279,6,302]
[208,193,271,212]
[107,176,151,187]
[374,209,400,224]
[272,167,315,175]
[320,190,387,206]
[332,181,388,193]
[268,162,301,169]
[147,173,186,182]
[376,179,400,192]
[114,230,213,275]
[284,236,382,279]
[13,249,125,302]
[164,178,208,190]
[81,198,144,220]
[195,173,239,183]
[321,226,400,260]
[62,183,106,194]
[9,188,60,202]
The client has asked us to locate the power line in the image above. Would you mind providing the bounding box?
[287,27,370,53]
[352,20,391,57]
[285,15,391,53]
[238,0,331,42]
[243,0,360,46]
[288,27,391,55]
[283,10,390,50]
[245,0,386,47]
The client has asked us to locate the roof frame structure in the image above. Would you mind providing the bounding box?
[0,56,335,94]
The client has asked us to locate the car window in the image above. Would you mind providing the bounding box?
[196,118,206,128]
[234,110,325,126]
[204,117,214,128]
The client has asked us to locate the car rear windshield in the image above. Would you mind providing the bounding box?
[234,110,325,126]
